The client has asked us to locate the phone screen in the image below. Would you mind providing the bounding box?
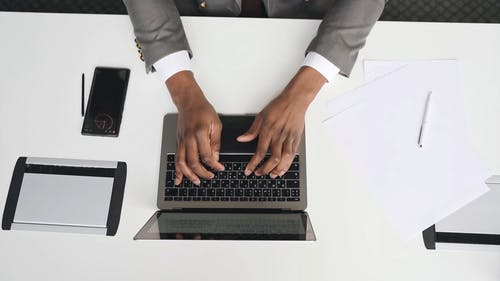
[82,67,130,137]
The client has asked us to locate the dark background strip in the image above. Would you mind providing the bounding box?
[1,0,500,23]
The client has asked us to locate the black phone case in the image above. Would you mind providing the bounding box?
[81,66,130,137]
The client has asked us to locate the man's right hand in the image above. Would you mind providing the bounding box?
[166,71,224,186]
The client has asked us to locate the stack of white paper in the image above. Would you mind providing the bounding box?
[324,60,489,239]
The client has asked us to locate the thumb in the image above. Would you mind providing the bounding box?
[237,116,261,142]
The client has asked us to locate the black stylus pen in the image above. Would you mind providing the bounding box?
[81,73,85,116]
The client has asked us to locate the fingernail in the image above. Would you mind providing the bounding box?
[194,180,201,186]
[255,171,261,176]
[279,170,286,177]
[270,173,277,179]
[244,169,251,176]
[215,152,220,161]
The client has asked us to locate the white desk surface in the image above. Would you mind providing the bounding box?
[1,12,499,281]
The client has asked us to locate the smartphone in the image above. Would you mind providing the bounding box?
[82,67,130,137]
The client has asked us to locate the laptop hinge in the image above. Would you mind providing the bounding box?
[169,208,300,214]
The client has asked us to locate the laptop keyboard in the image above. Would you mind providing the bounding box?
[164,154,300,202]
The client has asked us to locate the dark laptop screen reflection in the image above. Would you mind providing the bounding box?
[142,211,314,241]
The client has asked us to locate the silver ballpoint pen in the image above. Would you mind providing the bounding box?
[418,91,432,148]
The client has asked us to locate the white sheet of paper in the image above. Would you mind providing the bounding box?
[323,62,489,239]
[364,59,456,82]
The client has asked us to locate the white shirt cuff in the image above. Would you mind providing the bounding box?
[301,51,339,83]
[152,50,192,82]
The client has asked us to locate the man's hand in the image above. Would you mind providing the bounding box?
[237,67,327,178]
[166,71,224,186]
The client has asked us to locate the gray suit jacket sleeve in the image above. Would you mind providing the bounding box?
[307,0,386,77]
[123,0,191,73]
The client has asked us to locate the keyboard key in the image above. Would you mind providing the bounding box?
[240,197,249,201]
[277,180,285,188]
[225,189,234,197]
[167,162,175,170]
[182,179,192,188]
[267,180,277,188]
[216,189,224,196]
[289,163,299,171]
[284,172,299,179]
[207,189,216,196]
[203,164,215,173]
[230,197,239,201]
[287,198,300,201]
[219,172,228,179]
[249,198,258,201]
[230,180,239,188]
[179,189,188,196]
[167,154,175,162]
[293,155,299,162]
[237,172,246,179]
[282,189,291,197]
[197,188,207,197]
[249,180,257,188]
[188,189,197,196]
[211,197,220,201]
[272,189,281,197]
[174,197,182,201]
[258,198,267,201]
[239,180,248,188]
[286,180,300,188]
[165,197,174,201]
[202,197,210,201]
[221,180,230,188]
[165,188,178,196]
[201,180,211,188]
[232,163,242,171]
[277,198,286,201]
[244,189,253,197]
[235,189,244,197]
[212,179,221,187]
[254,189,262,197]
[166,180,174,187]
[263,189,271,197]
[182,197,192,201]
[291,189,300,197]
[221,197,230,201]
[258,181,267,188]
[193,197,201,201]
[224,163,233,171]
[166,171,174,180]
[267,197,276,202]
[228,172,237,179]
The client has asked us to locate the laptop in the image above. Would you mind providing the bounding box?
[134,114,315,240]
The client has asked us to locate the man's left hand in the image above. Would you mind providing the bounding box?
[237,66,327,178]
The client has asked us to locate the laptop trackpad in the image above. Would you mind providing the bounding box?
[134,211,316,241]
[220,115,258,153]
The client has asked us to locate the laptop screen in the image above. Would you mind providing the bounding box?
[134,211,316,241]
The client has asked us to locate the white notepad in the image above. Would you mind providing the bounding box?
[323,62,489,239]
